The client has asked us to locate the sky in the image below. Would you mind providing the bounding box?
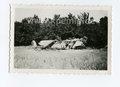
[15,7,108,22]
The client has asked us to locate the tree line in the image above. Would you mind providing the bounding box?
[14,12,108,48]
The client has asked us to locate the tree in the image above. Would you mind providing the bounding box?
[90,17,94,23]
[15,15,41,46]
[78,12,89,25]
[15,13,108,48]
[99,16,108,46]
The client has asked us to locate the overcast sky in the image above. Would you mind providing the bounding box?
[15,7,108,22]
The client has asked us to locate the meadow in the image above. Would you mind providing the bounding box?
[14,46,107,70]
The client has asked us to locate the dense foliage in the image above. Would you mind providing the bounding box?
[14,13,108,48]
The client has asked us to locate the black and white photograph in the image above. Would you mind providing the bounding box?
[10,5,111,73]
[1,0,120,86]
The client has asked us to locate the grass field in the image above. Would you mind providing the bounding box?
[14,46,107,70]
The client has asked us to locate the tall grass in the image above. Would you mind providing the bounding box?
[14,46,107,70]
